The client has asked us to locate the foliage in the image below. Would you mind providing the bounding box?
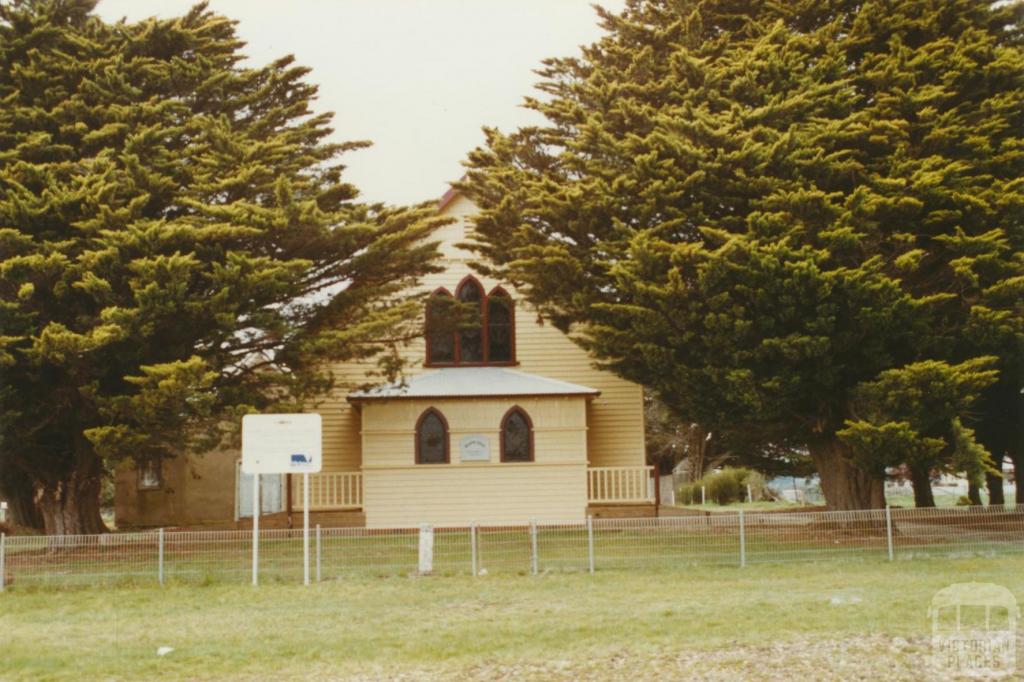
[838,357,1000,487]
[0,0,444,532]
[460,0,1024,508]
[678,466,766,505]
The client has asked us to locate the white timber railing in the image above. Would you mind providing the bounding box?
[588,466,655,504]
[291,471,363,510]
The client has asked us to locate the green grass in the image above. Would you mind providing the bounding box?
[2,555,1022,680]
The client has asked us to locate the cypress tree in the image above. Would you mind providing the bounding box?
[461,0,1024,508]
[0,1,443,532]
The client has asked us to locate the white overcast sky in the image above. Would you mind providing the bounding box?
[95,0,624,206]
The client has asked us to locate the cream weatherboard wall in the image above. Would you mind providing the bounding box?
[360,396,588,527]
[313,193,645,476]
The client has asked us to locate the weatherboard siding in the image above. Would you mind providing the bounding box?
[360,395,589,526]
[363,464,587,527]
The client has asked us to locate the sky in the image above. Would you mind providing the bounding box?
[95,0,625,206]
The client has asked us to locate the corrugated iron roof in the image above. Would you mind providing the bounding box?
[348,367,600,401]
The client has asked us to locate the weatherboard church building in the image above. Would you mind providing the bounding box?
[115,190,652,529]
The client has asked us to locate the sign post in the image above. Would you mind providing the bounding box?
[252,472,259,585]
[303,472,310,585]
[242,413,322,587]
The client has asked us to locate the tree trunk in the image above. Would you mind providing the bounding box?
[986,471,1005,506]
[808,440,886,510]
[0,479,44,529]
[34,470,107,535]
[909,464,935,507]
[967,480,983,506]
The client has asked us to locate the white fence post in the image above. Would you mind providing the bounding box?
[158,528,165,586]
[0,533,5,592]
[739,510,746,568]
[701,486,706,505]
[587,516,595,574]
[418,524,434,574]
[885,505,894,561]
[315,524,322,582]
[530,520,538,575]
[470,523,478,577]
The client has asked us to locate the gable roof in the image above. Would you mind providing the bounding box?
[437,185,460,212]
[348,367,600,401]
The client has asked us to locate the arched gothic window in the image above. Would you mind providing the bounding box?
[487,288,514,363]
[456,278,484,362]
[425,290,456,364]
[416,408,449,464]
[424,277,516,366]
[500,407,534,463]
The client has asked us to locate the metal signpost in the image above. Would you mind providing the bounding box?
[241,413,322,586]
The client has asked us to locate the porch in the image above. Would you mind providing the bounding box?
[286,465,656,513]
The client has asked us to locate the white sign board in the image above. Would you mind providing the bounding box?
[242,413,322,474]
[460,434,490,462]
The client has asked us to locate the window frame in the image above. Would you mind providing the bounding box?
[415,408,451,465]
[424,276,518,367]
[137,459,163,490]
[499,406,535,463]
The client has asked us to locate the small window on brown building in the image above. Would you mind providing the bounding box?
[138,459,163,490]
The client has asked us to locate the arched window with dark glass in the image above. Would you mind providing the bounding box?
[500,407,533,463]
[487,287,514,363]
[456,277,484,362]
[416,408,449,464]
[424,278,516,366]
[425,290,456,364]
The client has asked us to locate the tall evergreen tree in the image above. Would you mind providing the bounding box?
[0,0,443,533]
[461,0,1024,508]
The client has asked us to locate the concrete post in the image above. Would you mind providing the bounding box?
[738,510,746,568]
[316,524,322,582]
[158,528,165,586]
[470,523,478,577]
[587,516,595,575]
[885,505,895,561]
[530,520,538,575]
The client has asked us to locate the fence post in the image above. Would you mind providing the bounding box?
[587,515,595,575]
[470,523,478,577]
[885,505,894,561]
[0,533,5,592]
[316,524,321,582]
[530,520,538,575]
[739,510,746,568]
[158,528,165,586]
[418,524,434,574]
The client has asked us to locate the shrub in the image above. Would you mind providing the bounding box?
[678,467,769,505]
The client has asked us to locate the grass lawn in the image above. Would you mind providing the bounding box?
[2,555,1022,681]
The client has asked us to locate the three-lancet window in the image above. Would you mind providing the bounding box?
[425,277,515,366]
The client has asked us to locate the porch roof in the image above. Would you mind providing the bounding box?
[348,367,600,401]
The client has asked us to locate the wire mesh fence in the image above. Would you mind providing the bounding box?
[1,506,1022,590]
